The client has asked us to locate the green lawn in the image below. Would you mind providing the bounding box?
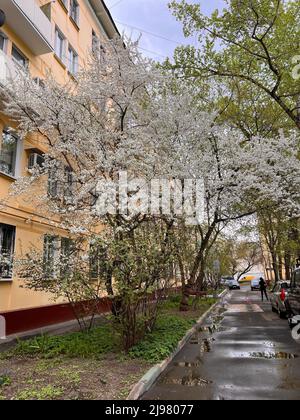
[0,295,217,400]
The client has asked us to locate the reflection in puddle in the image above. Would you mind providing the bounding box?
[163,372,213,387]
[202,338,212,353]
[175,361,202,368]
[189,336,215,352]
[263,341,276,349]
[242,352,299,360]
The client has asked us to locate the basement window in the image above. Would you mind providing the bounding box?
[0,223,16,280]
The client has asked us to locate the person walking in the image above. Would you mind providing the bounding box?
[259,277,269,302]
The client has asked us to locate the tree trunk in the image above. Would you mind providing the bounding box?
[271,251,280,283]
[180,224,217,311]
[284,250,291,280]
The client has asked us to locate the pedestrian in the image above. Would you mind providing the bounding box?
[259,277,269,302]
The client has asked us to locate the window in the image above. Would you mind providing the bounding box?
[68,45,78,76]
[59,0,68,10]
[92,30,99,55]
[11,45,28,68]
[64,166,74,201]
[0,32,7,52]
[43,235,74,278]
[55,27,66,62]
[28,152,45,170]
[0,224,16,280]
[43,235,60,277]
[0,129,18,177]
[70,0,79,26]
[60,237,75,276]
[48,164,74,201]
[90,243,103,279]
[48,164,59,198]
[33,77,45,89]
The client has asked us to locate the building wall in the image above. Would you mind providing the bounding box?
[0,0,118,314]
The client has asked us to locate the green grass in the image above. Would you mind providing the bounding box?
[0,375,11,387]
[128,315,196,362]
[16,385,64,401]
[162,294,217,312]
[3,296,217,364]
[6,324,116,359]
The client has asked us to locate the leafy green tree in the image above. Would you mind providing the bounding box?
[169,0,300,132]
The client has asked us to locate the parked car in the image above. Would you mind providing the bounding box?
[227,279,241,290]
[251,278,260,291]
[269,281,290,319]
[221,276,235,286]
[286,268,300,328]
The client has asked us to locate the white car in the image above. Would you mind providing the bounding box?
[227,279,241,290]
[251,278,261,291]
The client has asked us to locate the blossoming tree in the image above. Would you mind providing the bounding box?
[1,38,299,343]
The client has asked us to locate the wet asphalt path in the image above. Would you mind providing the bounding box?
[142,286,300,400]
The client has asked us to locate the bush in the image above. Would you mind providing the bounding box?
[128,315,196,363]
[4,297,217,363]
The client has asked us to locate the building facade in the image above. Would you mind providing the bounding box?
[0,0,118,334]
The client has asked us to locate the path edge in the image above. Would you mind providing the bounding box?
[127,289,228,400]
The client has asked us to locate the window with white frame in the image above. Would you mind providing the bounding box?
[11,45,28,68]
[43,235,74,278]
[68,45,78,76]
[55,27,66,63]
[43,235,60,277]
[70,0,80,26]
[60,237,75,276]
[0,129,18,177]
[0,223,16,280]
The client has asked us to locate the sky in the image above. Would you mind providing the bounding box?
[104,0,225,61]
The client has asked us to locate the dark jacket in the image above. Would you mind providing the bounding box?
[259,279,266,291]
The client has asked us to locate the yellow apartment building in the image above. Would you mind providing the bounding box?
[0,0,119,335]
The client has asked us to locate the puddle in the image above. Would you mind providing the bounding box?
[163,373,213,387]
[263,341,276,349]
[197,324,218,334]
[242,352,299,360]
[174,361,202,368]
[182,375,212,387]
[189,336,215,351]
[211,316,224,324]
[202,338,212,353]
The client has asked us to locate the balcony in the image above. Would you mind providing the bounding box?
[0,48,17,87]
[1,0,53,55]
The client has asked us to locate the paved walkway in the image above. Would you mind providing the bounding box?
[142,286,300,400]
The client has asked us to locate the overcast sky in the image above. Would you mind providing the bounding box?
[105,0,225,61]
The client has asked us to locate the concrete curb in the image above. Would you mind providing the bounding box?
[127,289,228,400]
